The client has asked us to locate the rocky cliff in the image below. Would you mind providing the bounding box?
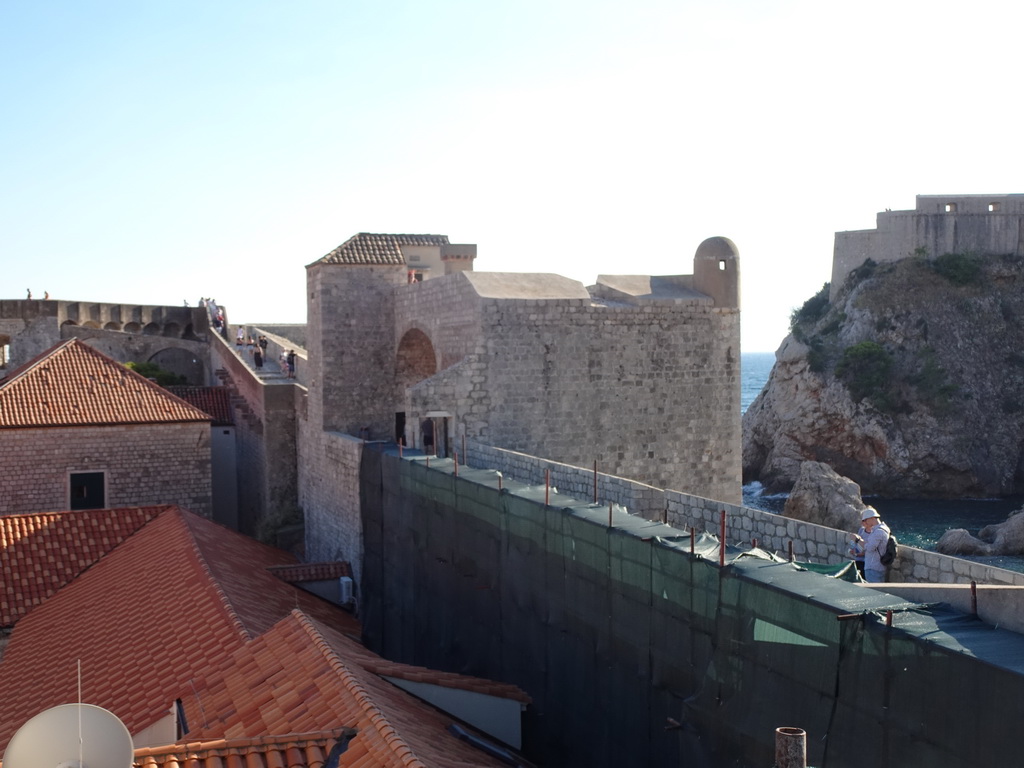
[743,252,1024,498]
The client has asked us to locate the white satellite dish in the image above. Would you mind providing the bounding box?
[3,703,133,768]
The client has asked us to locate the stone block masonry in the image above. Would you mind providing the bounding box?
[0,423,211,517]
[297,426,365,587]
[397,273,741,504]
[464,439,1024,588]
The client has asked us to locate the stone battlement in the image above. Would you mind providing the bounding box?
[830,194,1024,301]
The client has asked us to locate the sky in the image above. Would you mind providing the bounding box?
[3,1,1024,353]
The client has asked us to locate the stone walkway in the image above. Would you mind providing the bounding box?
[229,342,291,382]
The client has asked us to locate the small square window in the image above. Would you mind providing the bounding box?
[69,471,106,510]
[718,260,727,271]
[989,202,1001,212]
[945,203,957,213]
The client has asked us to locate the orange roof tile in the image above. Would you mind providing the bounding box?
[132,731,353,768]
[0,339,211,428]
[165,386,235,426]
[181,611,519,768]
[266,561,352,583]
[0,507,360,754]
[0,508,525,768]
[318,234,449,266]
[0,506,167,627]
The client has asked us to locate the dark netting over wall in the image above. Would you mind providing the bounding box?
[360,447,1024,767]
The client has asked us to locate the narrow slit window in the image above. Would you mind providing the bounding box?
[718,259,727,271]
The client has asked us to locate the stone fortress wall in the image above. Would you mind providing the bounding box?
[0,299,211,381]
[467,439,1024,586]
[830,193,1024,301]
[397,271,740,502]
[302,234,742,507]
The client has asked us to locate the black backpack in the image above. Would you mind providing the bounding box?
[881,533,899,566]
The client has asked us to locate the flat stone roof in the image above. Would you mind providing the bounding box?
[461,272,590,300]
[593,275,711,304]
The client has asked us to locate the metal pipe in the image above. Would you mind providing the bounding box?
[593,460,598,504]
[971,581,978,615]
[690,527,695,555]
[752,537,758,549]
[462,433,466,465]
[788,540,794,562]
[719,510,726,567]
[608,501,613,528]
[886,610,893,627]
[453,451,459,477]
[545,469,550,506]
[774,727,807,768]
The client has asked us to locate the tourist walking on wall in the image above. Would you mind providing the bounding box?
[236,327,245,346]
[860,507,892,583]
[254,346,263,370]
[286,349,296,378]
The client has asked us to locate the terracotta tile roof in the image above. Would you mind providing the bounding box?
[0,507,360,754]
[0,506,167,628]
[318,233,450,266]
[266,561,352,583]
[0,508,524,768]
[165,386,235,426]
[0,339,211,428]
[132,730,354,768]
[181,611,520,768]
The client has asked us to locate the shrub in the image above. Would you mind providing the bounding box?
[848,258,877,284]
[933,252,982,285]
[910,347,958,414]
[790,283,830,335]
[125,361,187,386]
[836,341,894,405]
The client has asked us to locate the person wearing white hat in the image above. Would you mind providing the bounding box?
[859,507,891,583]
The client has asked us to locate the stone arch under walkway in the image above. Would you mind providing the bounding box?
[396,327,437,389]
[395,327,438,445]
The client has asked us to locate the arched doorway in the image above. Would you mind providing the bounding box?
[395,328,438,446]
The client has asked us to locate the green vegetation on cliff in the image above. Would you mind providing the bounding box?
[745,250,1024,497]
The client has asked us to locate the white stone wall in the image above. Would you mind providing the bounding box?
[297,423,365,588]
[307,263,407,439]
[408,296,741,503]
[0,422,212,517]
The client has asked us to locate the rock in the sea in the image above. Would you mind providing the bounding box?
[783,460,865,532]
[935,529,991,556]
[978,509,1024,554]
[934,509,1024,557]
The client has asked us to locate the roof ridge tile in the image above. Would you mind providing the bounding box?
[290,611,430,768]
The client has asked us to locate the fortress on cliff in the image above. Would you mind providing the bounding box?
[830,193,1024,300]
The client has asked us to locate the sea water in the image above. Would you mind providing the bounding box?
[740,352,1024,573]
